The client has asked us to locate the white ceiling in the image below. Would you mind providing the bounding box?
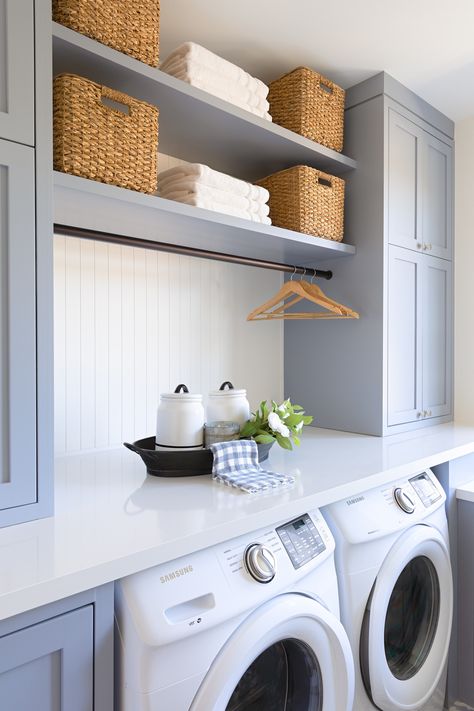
[160,0,474,122]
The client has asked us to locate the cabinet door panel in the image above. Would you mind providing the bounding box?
[388,109,423,252]
[422,134,452,260]
[387,246,422,426]
[0,606,94,711]
[422,255,452,418]
[0,0,34,145]
[0,138,36,511]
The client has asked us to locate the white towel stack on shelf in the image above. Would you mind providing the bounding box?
[160,42,272,121]
[158,163,271,224]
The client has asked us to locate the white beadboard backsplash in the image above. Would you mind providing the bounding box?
[54,155,283,455]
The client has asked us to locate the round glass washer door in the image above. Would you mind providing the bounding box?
[360,525,452,711]
[189,593,354,711]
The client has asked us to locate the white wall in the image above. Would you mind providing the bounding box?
[54,154,283,455]
[455,117,474,423]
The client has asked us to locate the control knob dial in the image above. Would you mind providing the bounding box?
[244,544,276,583]
[394,487,416,514]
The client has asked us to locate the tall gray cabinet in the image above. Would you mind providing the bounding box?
[0,0,53,525]
[285,73,454,436]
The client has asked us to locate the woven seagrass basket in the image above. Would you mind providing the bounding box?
[268,67,345,152]
[53,0,160,67]
[53,73,159,194]
[257,165,345,242]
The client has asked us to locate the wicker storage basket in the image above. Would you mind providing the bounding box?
[268,67,345,152]
[53,74,159,194]
[53,0,160,67]
[257,165,344,242]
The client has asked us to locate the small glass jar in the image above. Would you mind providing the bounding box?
[204,421,240,448]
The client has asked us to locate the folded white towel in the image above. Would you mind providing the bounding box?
[160,181,270,216]
[158,164,270,203]
[166,70,271,120]
[164,193,272,224]
[163,58,269,108]
[161,42,268,98]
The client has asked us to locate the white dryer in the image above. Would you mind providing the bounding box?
[115,509,354,711]
[323,469,453,711]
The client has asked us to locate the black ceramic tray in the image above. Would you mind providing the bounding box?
[124,437,272,477]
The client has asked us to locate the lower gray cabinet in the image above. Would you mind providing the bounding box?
[0,606,93,711]
[387,245,452,428]
[0,584,113,711]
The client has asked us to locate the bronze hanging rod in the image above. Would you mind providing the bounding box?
[53,224,333,281]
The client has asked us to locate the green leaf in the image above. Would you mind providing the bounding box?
[292,435,301,447]
[292,404,304,411]
[276,434,293,450]
[285,413,303,427]
[240,421,257,437]
[254,433,276,444]
[302,415,314,425]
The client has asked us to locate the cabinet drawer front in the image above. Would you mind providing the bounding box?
[0,139,36,510]
[422,255,452,418]
[422,134,452,260]
[0,0,34,145]
[387,246,422,426]
[388,109,423,252]
[0,606,94,711]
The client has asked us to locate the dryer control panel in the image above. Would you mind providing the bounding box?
[276,514,326,569]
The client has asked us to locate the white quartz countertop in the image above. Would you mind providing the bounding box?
[2,422,474,622]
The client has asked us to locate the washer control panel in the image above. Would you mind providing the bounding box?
[409,471,442,508]
[276,513,326,569]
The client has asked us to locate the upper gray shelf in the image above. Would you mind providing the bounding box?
[53,172,356,266]
[52,22,357,181]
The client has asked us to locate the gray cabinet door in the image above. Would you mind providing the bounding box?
[422,133,452,261]
[0,139,37,512]
[387,109,423,253]
[387,245,423,426]
[0,0,34,146]
[422,254,452,418]
[0,606,94,711]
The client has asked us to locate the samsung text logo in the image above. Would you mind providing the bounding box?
[346,496,365,506]
[160,565,194,583]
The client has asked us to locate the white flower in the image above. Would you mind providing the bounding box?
[280,424,290,438]
[268,411,283,432]
[268,412,290,438]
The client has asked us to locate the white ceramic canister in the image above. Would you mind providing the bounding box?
[156,384,205,450]
[207,382,250,426]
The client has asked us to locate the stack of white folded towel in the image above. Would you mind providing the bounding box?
[158,163,271,224]
[160,42,272,122]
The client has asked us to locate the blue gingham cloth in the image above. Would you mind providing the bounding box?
[209,440,295,494]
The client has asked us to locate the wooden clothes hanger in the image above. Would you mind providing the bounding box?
[247,269,359,321]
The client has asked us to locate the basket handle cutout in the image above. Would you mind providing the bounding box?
[100,91,131,116]
[319,80,334,95]
[318,176,332,188]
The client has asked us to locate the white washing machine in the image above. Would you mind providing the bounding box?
[323,469,453,711]
[115,509,355,711]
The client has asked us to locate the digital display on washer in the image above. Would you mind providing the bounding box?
[409,473,442,508]
[276,514,326,569]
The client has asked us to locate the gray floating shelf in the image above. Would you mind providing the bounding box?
[52,23,357,180]
[53,172,356,266]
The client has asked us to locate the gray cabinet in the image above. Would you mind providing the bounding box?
[0,139,37,512]
[388,107,452,261]
[0,607,94,711]
[387,246,452,428]
[387,246,422,426]
[0,0,35,146]
[0,584,114,711]
[0,0,53,527]
[285,73,454,436]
